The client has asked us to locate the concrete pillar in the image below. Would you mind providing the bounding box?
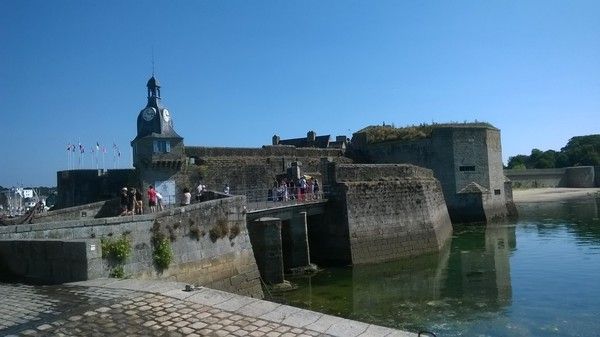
[283,211,310,269]
[248,217,284,285]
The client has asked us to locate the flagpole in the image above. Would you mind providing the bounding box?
[66,144,70,170]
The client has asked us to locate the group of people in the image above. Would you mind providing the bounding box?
[180,182,232,206]
[119,186,163,216]
[271,176,320,202]
[119,175,319,215]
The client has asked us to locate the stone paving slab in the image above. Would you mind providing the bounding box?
[0,279,418,337]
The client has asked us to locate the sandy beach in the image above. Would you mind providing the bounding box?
[512,187,600,203]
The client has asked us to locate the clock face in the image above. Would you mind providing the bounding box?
[162,109,171,122]
[142,107,156,121]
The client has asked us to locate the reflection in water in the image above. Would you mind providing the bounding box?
[518,197,600,245]
[280,224,517,333]
[278,197,600,337]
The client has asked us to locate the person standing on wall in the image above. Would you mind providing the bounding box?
[147,185,157,213]
[223,184,230,195]
[127,187,135,215]
[299,175,307,202]
[196,182,206,201]
[134,188,143,215]
[182,188,192,206]
[155,191,163,211]
[119,187,129,216]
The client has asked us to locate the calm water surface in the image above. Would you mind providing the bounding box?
[278,197,600,336]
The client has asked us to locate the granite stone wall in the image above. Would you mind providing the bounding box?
[504,166,596,188]
[0,239,102,284]
[56,169,138,209]
[0,196,263,298]
[349,126,513,223]
[247,217,284,285]
[330,164,453,264]
[34,199,121,223]
[182,150,353,196]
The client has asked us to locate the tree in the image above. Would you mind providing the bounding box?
[507,134,599,169]
[507,155,528,169]
[561,135,600,166]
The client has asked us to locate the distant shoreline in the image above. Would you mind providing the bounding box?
[513,187,600,203]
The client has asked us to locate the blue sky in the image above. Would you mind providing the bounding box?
[1,1,598,187]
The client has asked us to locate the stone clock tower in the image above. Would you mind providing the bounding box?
[131,76,186,204]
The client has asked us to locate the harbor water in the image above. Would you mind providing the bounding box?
[277,197,600,337]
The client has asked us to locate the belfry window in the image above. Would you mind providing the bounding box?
[153,140,171,154]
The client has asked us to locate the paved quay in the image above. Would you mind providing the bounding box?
[0,279,416,337]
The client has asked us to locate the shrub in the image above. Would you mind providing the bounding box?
[153,237,173,270]
[110,265,125,278]
[101,235,131,263]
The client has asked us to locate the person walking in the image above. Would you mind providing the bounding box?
[147,185,157,213]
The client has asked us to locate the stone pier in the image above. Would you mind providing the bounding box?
[282,211,311,270]
[248,217,285,285]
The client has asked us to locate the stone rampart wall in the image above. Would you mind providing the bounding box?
[0,239,102,284]
[505,166,596,188]
[565,166,596,188]
[34,199,121,223]
[184,154,352,195]
[186,145,344,158]
[0,196,263,298]
[330,164,453,264]
[334,163,433,182]
[56,169,138,209]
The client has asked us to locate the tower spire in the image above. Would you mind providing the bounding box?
[151,46,155,76]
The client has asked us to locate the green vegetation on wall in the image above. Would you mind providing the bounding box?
[153,237,173,270]
[357,122,494,144]
[100,234,132,278]
[507,135,600,169]
[151,220,174,270]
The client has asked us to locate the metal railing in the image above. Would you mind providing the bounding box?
[231,185,330,211]
[139,186,331,213]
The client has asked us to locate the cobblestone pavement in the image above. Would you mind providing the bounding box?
[0,280,416,337]
[0,283,328,337]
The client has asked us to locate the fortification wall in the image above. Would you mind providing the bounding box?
[186,145,344,159]
[0,196,263,298]
[34,199,121,222]
[0,239,102,284]
[182,151,352,195]
[56,169,138,209]
[348,127,512,223]
[565,166,596,188]
[504,166,596,188]
[330,164,453,264]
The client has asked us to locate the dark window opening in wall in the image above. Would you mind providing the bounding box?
[459,165,476,172]
[494,189,501,195]
[153,140,171,154]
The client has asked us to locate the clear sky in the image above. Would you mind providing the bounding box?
[1,1,598,187]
